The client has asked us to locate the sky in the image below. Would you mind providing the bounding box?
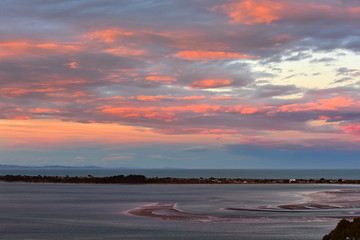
[0,0,359,169]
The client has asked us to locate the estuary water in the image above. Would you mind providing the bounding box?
[1,182,360,239]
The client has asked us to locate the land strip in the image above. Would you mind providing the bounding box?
[0,174,359,184]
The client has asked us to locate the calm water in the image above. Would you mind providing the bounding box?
[1,168,360,179]
[1,182,360,239]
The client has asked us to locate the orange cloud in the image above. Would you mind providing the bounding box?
[0,106,30,120]
[216,0,284,24]
[135,96,205,102]
[6,115,32,120]
[51,79,88,85]
[215,1,360,26]
[99,105,220,123]
[157,128,238,135]
[200,129,239,134]
[222,105,261,114]
[165,105,222,113]
[0,88,66,98]
[0,119,237,149]
[0,42,81,57]
[239,107,259,114]
[99,104,260,123]
[279,96,355,112]
[28,108,65,114]
[136,96,169,102]
[97,96,128,102]
[0,88,29,97]
[104,47,148,56]
[100,107,177,122]
[46,91,94,99]
[174,50,259,61]
[64,61,80,69]
[180,96,207,101]
[146,76,177,83]
[189,79,233,89]
[85,28,134,43]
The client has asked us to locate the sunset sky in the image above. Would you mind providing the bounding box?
[0,0,359,168]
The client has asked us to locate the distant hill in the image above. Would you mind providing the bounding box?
[0,164,103,170]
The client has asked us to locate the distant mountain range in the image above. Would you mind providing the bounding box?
[0,164,103,170]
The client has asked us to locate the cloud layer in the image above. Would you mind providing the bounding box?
[0,0,359,167]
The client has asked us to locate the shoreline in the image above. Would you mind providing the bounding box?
[0,174,359,184]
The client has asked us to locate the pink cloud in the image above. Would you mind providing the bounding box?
[0,87,66,98]
[189,79,233,89]
[135,96,206,102]
[99,106,177,122]
[104,47,148,57]
[0,41,81,58]
[64,61,80,69]
[214,0,284,24]
[213,0,360,25]
[318,115,343,121]
[318,115,331,120]
[341,123,360,136]
[157,128,238,135]
[45,91,94,99]
[84,28,134,43]
[278,96,355,112]
[349,7,360,14]
[145,76,177,83]
[98,104,263,124]
[174,50,259,61]
[28,108,65,114]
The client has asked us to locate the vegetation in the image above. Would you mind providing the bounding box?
[1,175,360,184]
[323,218,360,240]
[0,174,147,184]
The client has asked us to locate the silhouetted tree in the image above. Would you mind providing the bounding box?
[323,218,360,240]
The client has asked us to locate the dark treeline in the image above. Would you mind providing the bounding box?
[1,175,360,184]
[323,217,360,240]
[0,174,147,184]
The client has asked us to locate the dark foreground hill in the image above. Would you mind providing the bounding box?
[323,218,360,240]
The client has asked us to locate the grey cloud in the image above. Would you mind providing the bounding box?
[337,67,360,77]
[309,57,336,63]
[285,52,312,61]
[75,52,144,70]
[283,73,307,80]
[252,84,301,98]
[333,77,353,84]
